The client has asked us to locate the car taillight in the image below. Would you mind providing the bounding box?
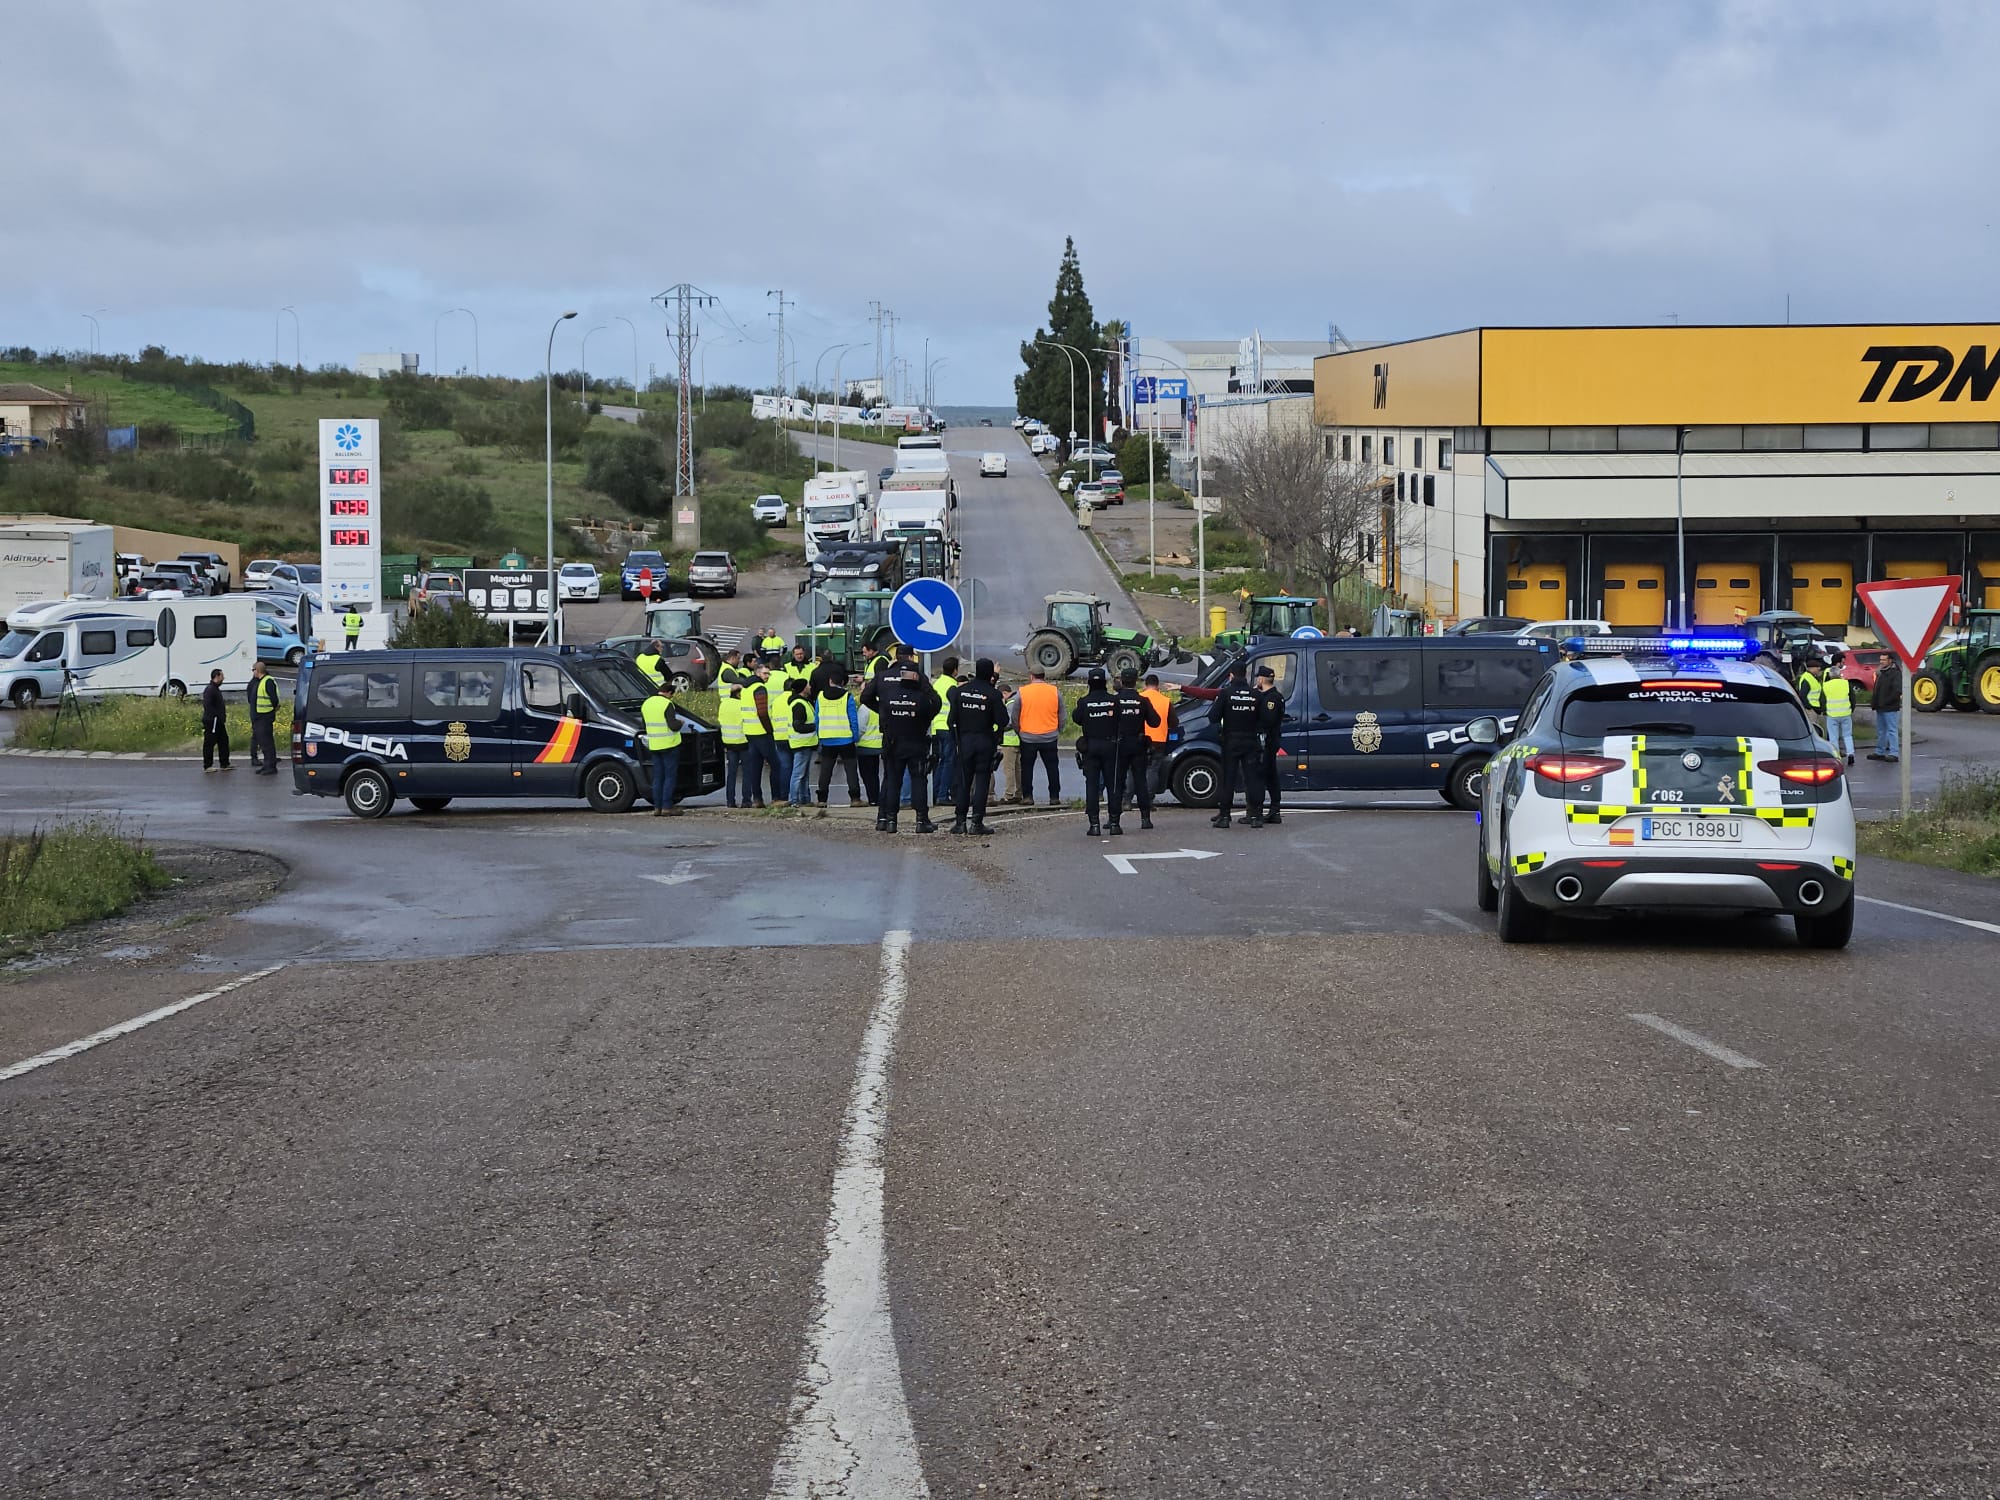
[1758,756,1843,785]
[1524,753,1625,783]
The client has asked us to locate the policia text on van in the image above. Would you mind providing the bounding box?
[292,648,722,818]
[1159,637,1557,810]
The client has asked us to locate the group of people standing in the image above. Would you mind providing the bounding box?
[1797,649,1903,764]
[197,660,287,775]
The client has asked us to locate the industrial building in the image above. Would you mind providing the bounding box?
[1313,324,2000,632]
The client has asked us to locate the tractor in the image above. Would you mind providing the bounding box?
[1024,591,1187,680]
[1911,608,2000,713]
[796,589,898,675]
[1211,594,1324,652]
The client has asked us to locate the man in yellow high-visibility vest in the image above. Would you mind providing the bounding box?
[641,680,683,816]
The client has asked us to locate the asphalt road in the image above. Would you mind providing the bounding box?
[2,747,1998,1496]
[791,425,1153,670]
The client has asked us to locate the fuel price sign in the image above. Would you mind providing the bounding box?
[318,420,382,606]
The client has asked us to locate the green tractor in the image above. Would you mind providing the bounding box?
[796,589,898,675]
[1024,591,1187,680]
[1911,608,2000,713]
[1212,594,1324,652]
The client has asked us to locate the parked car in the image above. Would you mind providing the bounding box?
[1011,415,1029,429]
[244,560,305,593]
[979,418,994,427]
[115,552,149,580]
[686,550,739,598]
[1444,615,1532,636]
[751,494,789,525]
[1074,481,1107,510]
[1073,444,1116,466]
[1023,419,1044,435]
[1096,470,1126,504]
[980,452,1008,477]
[1057,471,1076,493]
[620,550,671,600]
[1515,619,1612,643]
[1030,432,1060,455]
[150,560,212,595]
[558,562,602,601]
[255,615,308,667]
[177,552,232,593]
[411,571,462,613]
[128,574,186,600]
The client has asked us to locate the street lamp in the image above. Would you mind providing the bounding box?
[926,356,948,411]
[581,324,608,408]
[546,310,578,644]
[1118,348,1207,620]
[1034,339,1079,462]
[811,342,858,462]
[81,312,101,358]
[615,315,640,409]
[831,343,860,471]
[457,307,479,376]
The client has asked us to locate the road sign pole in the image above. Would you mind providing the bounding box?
[1901,659,1912,820]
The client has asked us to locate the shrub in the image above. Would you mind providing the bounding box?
[106,450,259,505]
[701,497,760,554]
[137,420,180,448]
[1117,432,1172,486]
[388,475,496,546]
[447,453,485,477]
[384,375,456,431]
[390,600,509,648]
[0,820,170,948]
[582,430,668,514]
[251,437,313,474]
[0,455,80,502]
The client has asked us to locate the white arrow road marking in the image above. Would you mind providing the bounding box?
[910,599,949,636]
[642,860,704,886]
[1104,847,1222,876]
[769,929,928,1499]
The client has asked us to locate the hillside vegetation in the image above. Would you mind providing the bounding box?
[0,346,808,568]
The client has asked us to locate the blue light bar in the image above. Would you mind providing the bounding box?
[1566,634,1759,658]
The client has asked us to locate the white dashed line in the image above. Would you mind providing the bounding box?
[0,965,286,1083]
[1627,1012,1767,1070]
[1858,895,2000,938]
[1424,907,1479,933]
[768,929,929,1499]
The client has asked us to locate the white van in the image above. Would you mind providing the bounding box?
[0,597,258,708]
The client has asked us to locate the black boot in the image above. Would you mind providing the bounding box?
[1247,814,1265,828]
[875,816,891,831]
[1264,811,1282,825]
[916,818,938,834]
[970,821,995,836]
[1086,822,1101,837]
[1210,814,1230,829]
[950,818,967,835]
[1107,820,1123,835]
[1048,796,1061,807]
[1140,813,1154,830]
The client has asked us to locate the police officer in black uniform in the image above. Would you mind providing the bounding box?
[1253,661,1288,825]
[1070,667,1119,836]
[947,657,1008,836]
[1212,663,1268,829]
[1111,667,1161,833]
[861,659,941,833]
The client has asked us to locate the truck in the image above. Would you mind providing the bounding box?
[875,469,958,553]
[0,522,115,614]
[1,596,256,707]
[800,471,874,563]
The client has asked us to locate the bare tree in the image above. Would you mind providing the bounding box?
[1218,419,1380,607]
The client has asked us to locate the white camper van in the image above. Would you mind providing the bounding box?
[0,597,258,707]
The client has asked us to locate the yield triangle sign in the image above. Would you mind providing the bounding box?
[1856,575,1962,672]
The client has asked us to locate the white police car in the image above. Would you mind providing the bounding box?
[1474,636,1856,949]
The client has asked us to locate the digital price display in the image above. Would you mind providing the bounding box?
[318,419,383,609]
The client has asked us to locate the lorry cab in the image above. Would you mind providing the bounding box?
[292,647,721,818]
[1161,636,1557,810]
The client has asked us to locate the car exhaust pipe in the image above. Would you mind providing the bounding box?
[1553,875,1584,903]
[1797,880,1825,907]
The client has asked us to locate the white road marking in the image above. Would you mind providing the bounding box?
[1858,894,2000,938]
[769,929,929,1499]
[0,965,286,1083]
[642,860,705,886]
[1424,907,1479,933]
[1627,1012,1767,1071]
[1104,847,1221,875]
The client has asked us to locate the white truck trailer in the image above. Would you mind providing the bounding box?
[0,522,115,614]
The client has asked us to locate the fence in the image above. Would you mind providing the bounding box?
[117,370,256,443]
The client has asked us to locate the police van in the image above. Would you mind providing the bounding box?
[1160,636,1557,810]
[291,647,721,818]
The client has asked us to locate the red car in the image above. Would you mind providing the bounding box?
[1835,646,1888,695]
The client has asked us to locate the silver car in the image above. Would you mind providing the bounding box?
[687,550,738,598]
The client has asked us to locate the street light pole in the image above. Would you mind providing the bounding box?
[1034,339,1078,459]
[615,315,639,409]
[546,310,578,645]
[1119,349,1203,618]
[82,312,100,358]
[1676,424,1688,630]
[811,342,857,465]
[927,357,948,416]
[581,325,607,409]
[458,307,479,377]
[831,344,857,471]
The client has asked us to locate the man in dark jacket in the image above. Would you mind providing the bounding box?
[1070,668,1119,836]
[1110,667,1161,833]
[200,669,233,773]
[1253,661,1289,824]
[861,661,941,833]
[1212,664,1267,828]
[947,658,1008,835]
[1868,655,1904,763]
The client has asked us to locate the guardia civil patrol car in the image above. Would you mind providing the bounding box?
[292,647,720,818]
[1474,636,1856,949]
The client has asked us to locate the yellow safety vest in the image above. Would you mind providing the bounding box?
[342,612,362,634]
[858,706,882,751]
[1822,675,1853,718]
[635,650,665,685]
[783,662,813,692]
[741,683,769,736]
[930,674,957,733]
[817,692,858,745]
[1798,669,1823,709]
[759,634,786,654]
[1002,725,1020,748]
[716,690,746,746]
[768,682,792,744]
[864,651,889,680]
[640,695,681,751]
[788,694,818,750]
[253,676,281,714]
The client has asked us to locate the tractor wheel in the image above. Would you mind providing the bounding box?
[1974,654,2000,714]
[1104,646,1142,682]
[1027,631,1076,678]
[1911,669,1947,713]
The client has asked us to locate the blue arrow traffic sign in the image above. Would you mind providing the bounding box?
[1291,625,1326,639]
[890,577,964,650]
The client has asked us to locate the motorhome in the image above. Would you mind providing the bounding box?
[0,596,257,707]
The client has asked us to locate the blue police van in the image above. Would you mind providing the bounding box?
[292,647,721,818]
[1160,636,1556,810]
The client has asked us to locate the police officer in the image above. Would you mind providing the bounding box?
[1110,667,1160,833]
[1070,667,1119,837]
[641,679,683,816]
[634,642,666,686]
[1212,664,1267,829]
[1253,662,1288,825]
[948,657,1007,835]
[341,607,362,650]
[862,659,941,833]
[246,659,283,774]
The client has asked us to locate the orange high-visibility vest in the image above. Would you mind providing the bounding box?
[1140,688,1171,744]
[1017,679,1061,736]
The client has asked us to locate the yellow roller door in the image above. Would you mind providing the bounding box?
[1788,562,1853,628]
[1601,563,1666,628]
[1504,563,1569,622]
[1883,558,1947,580]
[1694,564,1761,626]
[1980,560,2000,610]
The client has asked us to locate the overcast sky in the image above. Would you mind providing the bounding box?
[11,1,1996,403]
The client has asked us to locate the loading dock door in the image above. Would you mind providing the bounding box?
[1601,563,1666,628]
[1504,563,1569,623]
[1980,560,2000,610]
[1789,562,1853,629]
[1693,564,1761,626]
[1884,559,1947,580]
